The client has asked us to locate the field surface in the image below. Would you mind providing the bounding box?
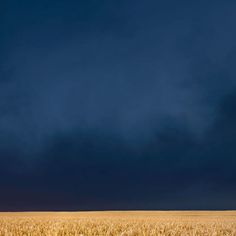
[0,211,235,236]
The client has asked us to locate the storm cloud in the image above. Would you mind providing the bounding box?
[1,0,236,210]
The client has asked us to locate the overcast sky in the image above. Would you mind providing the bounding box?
[1,0,236,210]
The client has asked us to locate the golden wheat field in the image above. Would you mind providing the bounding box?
[0,211,235,236]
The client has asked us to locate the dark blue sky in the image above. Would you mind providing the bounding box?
[1,0,236,210]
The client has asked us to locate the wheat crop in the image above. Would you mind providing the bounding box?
[0,211,235,235]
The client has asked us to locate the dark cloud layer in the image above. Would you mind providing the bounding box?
[0,0,236,210]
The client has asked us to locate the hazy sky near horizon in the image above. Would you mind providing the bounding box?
[1,0,236,210]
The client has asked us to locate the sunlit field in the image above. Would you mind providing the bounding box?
[0,211,235,236]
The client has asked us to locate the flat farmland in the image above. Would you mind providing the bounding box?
[0,211,235,235]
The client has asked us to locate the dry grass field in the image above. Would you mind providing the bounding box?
[0,211,235,236]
